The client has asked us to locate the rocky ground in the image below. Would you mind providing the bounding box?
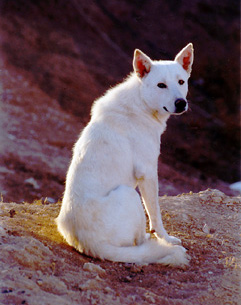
[1,189,240,305]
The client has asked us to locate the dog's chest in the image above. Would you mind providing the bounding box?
[128,124,161,166]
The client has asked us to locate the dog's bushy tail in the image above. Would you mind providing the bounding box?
[57,211,189,267]
[89,238,189,267]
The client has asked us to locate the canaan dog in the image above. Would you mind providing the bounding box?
[57,44,194,266]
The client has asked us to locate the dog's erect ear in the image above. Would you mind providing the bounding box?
[175,43,194,75]
[133,49,152,78]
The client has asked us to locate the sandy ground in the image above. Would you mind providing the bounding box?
[1,189,240,305]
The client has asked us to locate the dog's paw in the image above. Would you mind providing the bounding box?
[150,228,182,245]
[165,235,182,245]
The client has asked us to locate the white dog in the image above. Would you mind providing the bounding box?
[56,44,194,266]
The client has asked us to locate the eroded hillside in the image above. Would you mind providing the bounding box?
[0,0,240,202]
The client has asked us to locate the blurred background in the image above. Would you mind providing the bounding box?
[0,0,239,202]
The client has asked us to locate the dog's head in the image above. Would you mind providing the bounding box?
[133,44,194,116]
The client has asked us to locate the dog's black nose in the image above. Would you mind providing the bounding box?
[175,99,187,113]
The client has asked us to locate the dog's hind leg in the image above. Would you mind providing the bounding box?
[99,185,147,249]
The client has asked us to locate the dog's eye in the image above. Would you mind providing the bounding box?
[157,83,167,89]
[178,80,185,85]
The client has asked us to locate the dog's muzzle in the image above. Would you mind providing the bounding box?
[174,98,187,114]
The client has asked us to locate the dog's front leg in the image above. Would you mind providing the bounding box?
[138,175,181,245]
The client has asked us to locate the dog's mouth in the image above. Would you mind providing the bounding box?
[163,99,188,115]
[163,106,187,115]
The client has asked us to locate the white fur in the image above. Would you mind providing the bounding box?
[56,44,194,266]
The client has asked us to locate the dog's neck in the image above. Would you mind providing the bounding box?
[150,109,170,132]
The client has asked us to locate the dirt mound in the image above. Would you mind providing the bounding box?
[1,189,240,304]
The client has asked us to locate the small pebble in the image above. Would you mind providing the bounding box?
[83,262,106,276]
